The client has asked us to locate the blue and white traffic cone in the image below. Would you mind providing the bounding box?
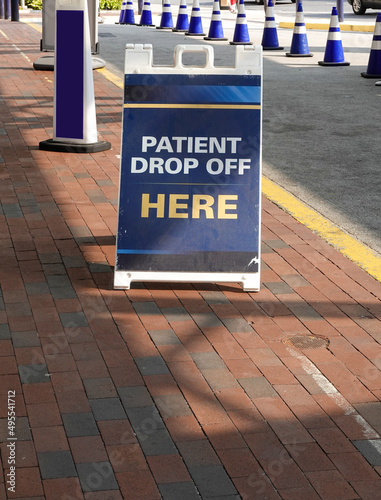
[230,0,252,45]
[205,0,227,41]
[361,13,381,78]
[121,0,136,24]
[286,3,313,57]
[185,0,205,36]
[157,0,174,29]
[117,0,127,23]
[318,7,349,66]
[173,0,189,32]
[139,0,155,26]
[39,0,110,153]
[261,0,283,50]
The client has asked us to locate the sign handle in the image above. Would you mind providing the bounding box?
[174,45,215,69]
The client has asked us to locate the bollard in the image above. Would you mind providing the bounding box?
[11,0,19,21]
[4,0,11,19]
[39,0,111,153]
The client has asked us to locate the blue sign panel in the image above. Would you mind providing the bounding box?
[116,71,261,276]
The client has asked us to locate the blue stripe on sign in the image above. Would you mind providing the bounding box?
[125,74,261,87]
[124,85,261,105]
[56,10,84,139]
[118,249,174,255]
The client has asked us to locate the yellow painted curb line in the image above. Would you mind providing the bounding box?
[96,67,124,89]
[23,21,42,33]
[262,177,381,282]
[279,21,374,32]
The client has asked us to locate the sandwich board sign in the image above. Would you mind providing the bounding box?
[114,44,262,291]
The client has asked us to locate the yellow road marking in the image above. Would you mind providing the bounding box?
[262,177,381,282]
[96,67,124,89]
[23,21,43,33]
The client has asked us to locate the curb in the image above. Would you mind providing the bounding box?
[279,21,374,32]
[262,177,381,283]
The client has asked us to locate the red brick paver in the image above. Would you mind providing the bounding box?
[1,17,381,500]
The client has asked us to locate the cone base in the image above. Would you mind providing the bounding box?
[157,26,174,29]
[262,46,284,51]
[318,61,350,66]
[173,28,188,32]
[185,32,206,36]
[230,41,253,45]
[286,52,313,57]
[204,36,228,41]
[33,56,106,71]
[120,22,138,25]
[361,72,381,78]
[139,23,155,26]
[39,139,111,154]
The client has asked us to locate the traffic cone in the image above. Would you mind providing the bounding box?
[117,0,127,23]
[121,0,136,24]
[261,0,283,50]
[185,0,205,36]
[230,0,253,45]
[318,7,349,66]
[205,0,227,41]
[139,0,155,26]
[361,13,381,78]
[157,0,174,29]
[173,0,189,32]
[286,2,313,57]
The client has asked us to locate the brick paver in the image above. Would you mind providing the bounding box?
[1,17,381,500]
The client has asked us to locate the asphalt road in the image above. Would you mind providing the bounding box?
[30,0,378,255]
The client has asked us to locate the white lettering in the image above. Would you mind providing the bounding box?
[156,136,173,153]
[149,157,164,174]
[165,158,182,174]
[206,158,224,175]
[131,157,148,173]
[184,158,199,174]
[142,136,157,152]
[194,137,208,153]
[140,136,243,154]
[172,136,187,152]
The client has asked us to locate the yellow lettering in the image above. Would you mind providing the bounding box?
[141,193,165,218]
[192,195,215,219]
[168,194,189,218]
[140,193,238,219]
[218,195,238,219]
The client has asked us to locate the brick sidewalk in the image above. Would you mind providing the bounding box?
[1,19,381,500]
